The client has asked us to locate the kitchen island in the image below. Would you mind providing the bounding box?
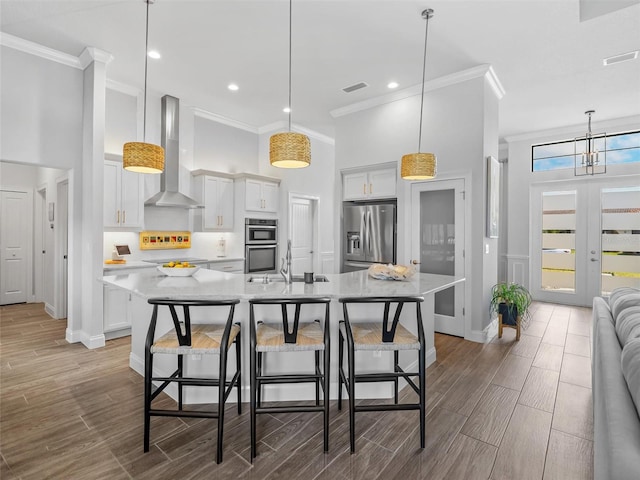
[103,268,463,402]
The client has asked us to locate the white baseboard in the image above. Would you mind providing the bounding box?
[44,303,55,318]
[105,328,131,340]
[81,332,106,349]
[467,318,498,343]
[65,328,81,343]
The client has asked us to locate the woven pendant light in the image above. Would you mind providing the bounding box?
[123,0,164,173]
[401,8,436,180]
[270,0,311,168]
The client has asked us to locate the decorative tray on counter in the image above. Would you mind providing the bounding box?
[367,263,416,281]
[157,264,200,277]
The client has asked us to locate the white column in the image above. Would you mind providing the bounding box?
[78,47,113,348]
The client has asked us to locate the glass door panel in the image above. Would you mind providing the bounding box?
[599,186,640,295]
[420,189,455,317]
[541,191,576,293]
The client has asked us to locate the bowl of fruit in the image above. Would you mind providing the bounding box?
[157,261,200,277]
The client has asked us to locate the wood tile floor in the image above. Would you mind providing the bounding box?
[0,301,593,479]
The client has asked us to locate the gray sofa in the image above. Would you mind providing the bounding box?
[592,287,640,480]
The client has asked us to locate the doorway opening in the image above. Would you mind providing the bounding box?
[288,194,319,275]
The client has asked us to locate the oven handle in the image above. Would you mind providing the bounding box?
[246,244,277,250]
[247,225,277,230]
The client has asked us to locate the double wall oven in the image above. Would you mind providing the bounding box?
[244,218,278,274]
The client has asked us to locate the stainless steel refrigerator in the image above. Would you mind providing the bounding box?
[342,201,396,272]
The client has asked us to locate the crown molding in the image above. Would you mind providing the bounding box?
[0,32,81,69]
[78,47,113,69]
[504,114,640,143]
[258,121,335,145]
[106,79,141,97]
[193,108,259,134]
[330,64,504,119]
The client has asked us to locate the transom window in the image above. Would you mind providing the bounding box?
[532,130,640,172]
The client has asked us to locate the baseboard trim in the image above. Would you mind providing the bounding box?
[467,318,498,343]
[81,333,106,349]
[44,303,55,318]
[65,328,82,343]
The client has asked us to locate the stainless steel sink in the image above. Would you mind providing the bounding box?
[247,275,329,284]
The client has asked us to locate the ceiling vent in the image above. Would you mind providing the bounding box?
[342,82,369,93]
[603,50,638,66]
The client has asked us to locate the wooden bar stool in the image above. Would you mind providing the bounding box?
[338,296,426,453]
[249,297,331,461]
[143,298,241,464]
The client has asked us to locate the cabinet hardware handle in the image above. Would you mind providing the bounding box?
[117,210,120,224]
[123,211,126,224]
[411,260,421,265]
[369,183,372,194]
[363,184,366,194]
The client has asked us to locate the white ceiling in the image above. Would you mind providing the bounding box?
[1,0,639,141]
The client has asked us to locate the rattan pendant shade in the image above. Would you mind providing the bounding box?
[401,152,436,180]
[270,132,310,168]
[123,0,164,174]
[269,0,311,169]
[401,8,436,181]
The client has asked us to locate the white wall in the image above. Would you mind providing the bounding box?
[334,73,501,339]
[258,127,336,272]
[0,46,83,168]
[194,116,258,173]
[504,114,640,287]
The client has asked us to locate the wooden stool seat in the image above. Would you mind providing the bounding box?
[152,323,240,354]
[338,322,420,351]
[256,321,325,352]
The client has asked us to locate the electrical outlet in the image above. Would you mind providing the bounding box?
[373,351,381,358]
[191,354,202,361]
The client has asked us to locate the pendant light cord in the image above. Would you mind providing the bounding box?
[288,0,292,132]
[417,11,431,153]
[143,0,151,142]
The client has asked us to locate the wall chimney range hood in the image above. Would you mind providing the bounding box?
[144,95,203,208]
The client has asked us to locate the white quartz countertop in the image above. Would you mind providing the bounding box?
[102,268,463,300]
[102,257,244,273]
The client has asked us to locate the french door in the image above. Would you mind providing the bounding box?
[411,178,466,337]
[531,176,640,306]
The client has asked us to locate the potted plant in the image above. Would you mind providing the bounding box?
[490,282,532,328]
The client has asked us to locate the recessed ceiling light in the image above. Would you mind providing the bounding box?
[147,50,161,59]
[603,50,638,66]
[283,107,291,113]
[387,81,399,89]
[228,83,239,91]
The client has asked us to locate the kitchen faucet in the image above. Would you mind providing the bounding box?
[280,239,293,284]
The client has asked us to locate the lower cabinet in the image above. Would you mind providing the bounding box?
[103,285,131,338]
[207,260,244,273]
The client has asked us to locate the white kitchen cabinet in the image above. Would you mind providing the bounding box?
[103,285,130,335]
[104,159,144,229]
[343,167,397,201]
[207,259,244,273]
[245,179,279,213]
[192,173,234,231]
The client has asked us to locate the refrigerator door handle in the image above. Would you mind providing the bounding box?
[366,209,372,255]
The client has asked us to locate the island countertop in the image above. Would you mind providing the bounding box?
[102,268,463,300]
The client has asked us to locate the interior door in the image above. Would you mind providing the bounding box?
[0,190,29,305]
[411,179,466,337]
[531,175,640,306]
[290,196,315,274]
[58,180,69,318]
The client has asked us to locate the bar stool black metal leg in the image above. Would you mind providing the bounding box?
[419,345,426,449]
[217,348,228,464]
[394,350,399,404]
[177,354,184,410]
[338,328,344,410]
[250,342,257,461]
[256,351,263,408]
[315,350,321,407]
[143,350,153,452]
[235,333,242,414]
[323,346,330,452]
[347,335,356,454]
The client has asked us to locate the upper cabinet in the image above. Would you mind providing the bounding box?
[104,158,144,229]
[191,172,235,231]
[342,166,397,201]
[236,175,280,214]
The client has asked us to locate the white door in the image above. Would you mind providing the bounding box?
[531,175,640,306]
[289,196,316,274]
[0,190,29,305]
[411,179,466,337]
[58,180,69,318]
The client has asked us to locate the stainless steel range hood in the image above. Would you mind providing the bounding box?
[144,95,203,209]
